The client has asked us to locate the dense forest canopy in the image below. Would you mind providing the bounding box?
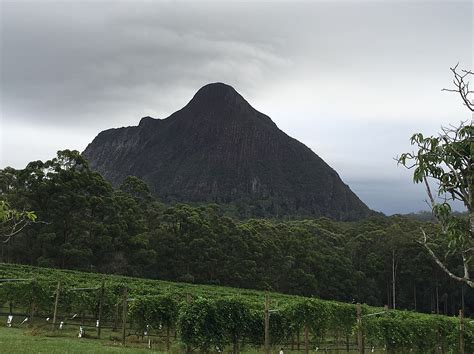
[0,150,472,315]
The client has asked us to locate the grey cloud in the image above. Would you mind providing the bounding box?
[1,0,472,214]
[1,1,289,126]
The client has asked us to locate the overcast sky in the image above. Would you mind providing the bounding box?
[1,0,472,215]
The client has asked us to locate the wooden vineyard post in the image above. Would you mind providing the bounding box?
[30,277,37,326]
[459,309,465,354]
[186,293,192,354]
[113,303,119,331]
[30,302,35,327]
[356,303,363,354]
[52,281,61,332]
[97,277,105,338]
[121,287,128,346]
[335,330,340,354]
[166,325,171,352]
[304,322,309,354]
[233,338,239,354]
[264,293,270,354]
[297,330,301,351]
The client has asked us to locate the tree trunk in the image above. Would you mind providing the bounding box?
[387,281,391,309]
[392,250,396,309]
[414,283,417,311]
[436,279,440,315]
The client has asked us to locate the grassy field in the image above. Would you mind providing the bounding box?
[0,326,373,353]
[0,326,166,353]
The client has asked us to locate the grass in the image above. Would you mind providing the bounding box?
[0,325,372,353]
[0,326,165,353]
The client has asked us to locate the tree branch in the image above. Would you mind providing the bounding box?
[423,176,436,209]
[419,228,474,287]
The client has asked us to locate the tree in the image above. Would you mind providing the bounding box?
[397,64,473,287]
[119,176,152,205]
[0,200,36,243]
[0,150,149,270]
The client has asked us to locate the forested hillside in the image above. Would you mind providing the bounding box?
[0,150,472,314]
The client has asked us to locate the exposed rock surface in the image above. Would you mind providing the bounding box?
[83,83,372,220]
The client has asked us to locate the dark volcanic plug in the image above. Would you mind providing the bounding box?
[83,83,372,220]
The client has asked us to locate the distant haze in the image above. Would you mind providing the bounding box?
[1,0,472,215]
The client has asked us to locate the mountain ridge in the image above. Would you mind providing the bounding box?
[83,83,373,220]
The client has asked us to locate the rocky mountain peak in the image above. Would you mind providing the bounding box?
[83,83,373,221]
[184,82,251,115]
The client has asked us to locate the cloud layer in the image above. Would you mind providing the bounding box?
[1,0,472,214]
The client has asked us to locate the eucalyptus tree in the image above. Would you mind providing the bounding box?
[397,64,473,287]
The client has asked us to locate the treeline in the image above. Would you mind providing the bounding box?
[0,150,472,314]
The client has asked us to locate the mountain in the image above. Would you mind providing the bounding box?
[83,83,372,220]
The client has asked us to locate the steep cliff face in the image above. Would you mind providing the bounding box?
[83,83,372,220]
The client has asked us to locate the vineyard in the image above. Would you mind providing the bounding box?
[0,263,473,353]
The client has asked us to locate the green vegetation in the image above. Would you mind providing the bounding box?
[1,263,473,353]
[0,150,473,313]
[397,121,473,288]
[397,64,473,289]
[0,326,159,354]
[0,200,36,244]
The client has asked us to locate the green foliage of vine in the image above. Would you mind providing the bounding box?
[328,302,357,336]
[214,297,254,348]
[363,311,462,353]
[178,298,224,352]
[286,298,332,342]
[1,263,473,353]
[0,280,53,315]
[129,294,178,334]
